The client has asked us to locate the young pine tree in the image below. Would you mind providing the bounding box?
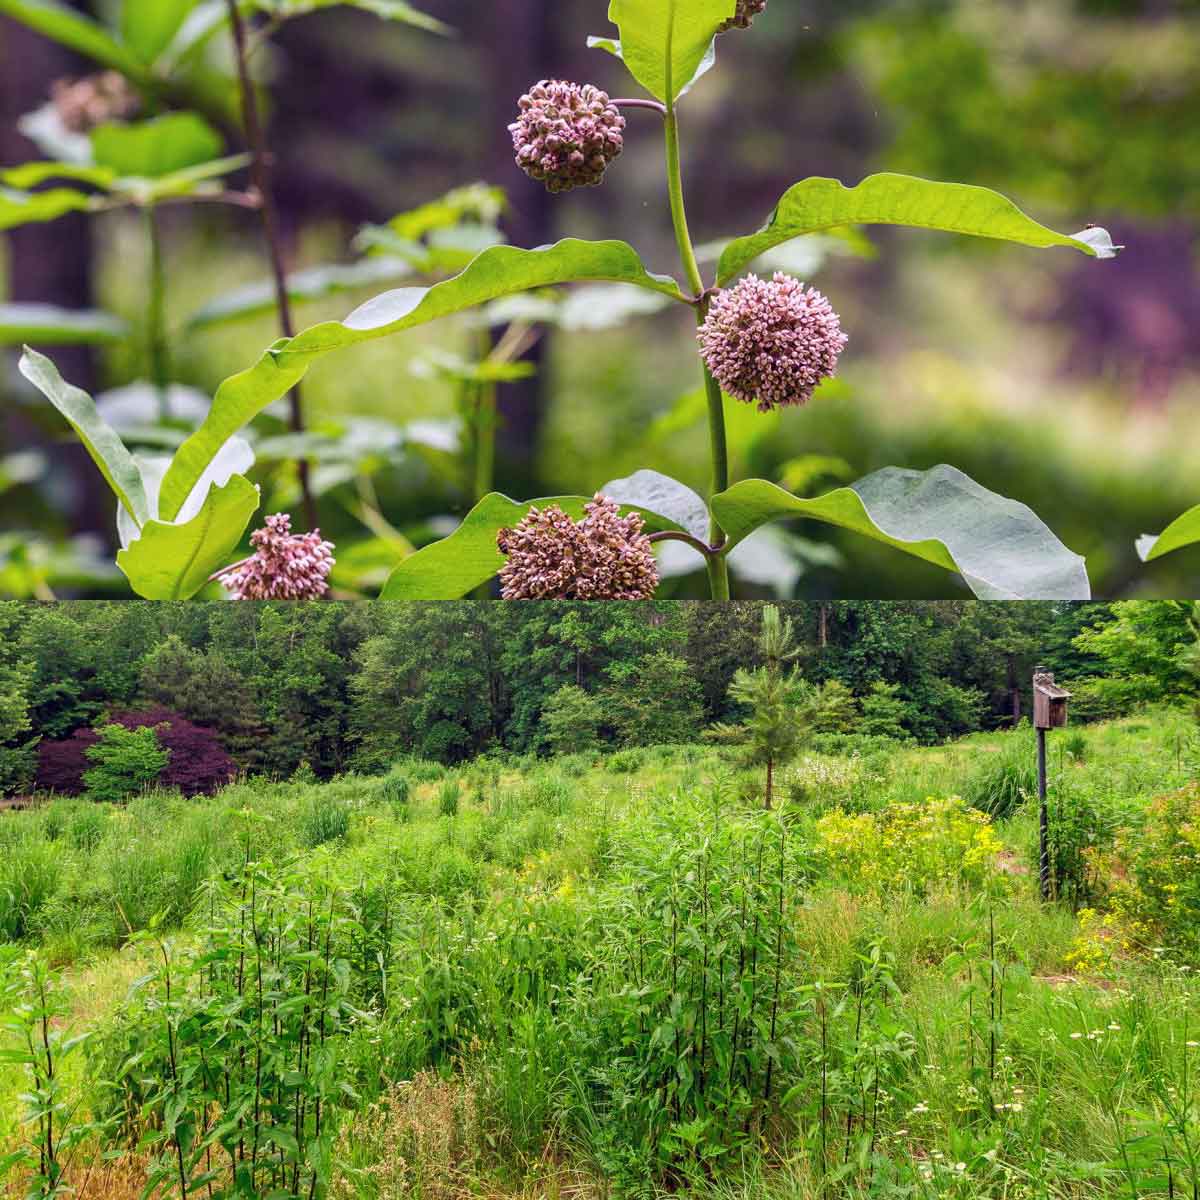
[706,605,809,809]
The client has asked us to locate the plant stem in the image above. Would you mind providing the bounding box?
[144,207,170,423]
[664,105,732,600]
[225,0,318,533]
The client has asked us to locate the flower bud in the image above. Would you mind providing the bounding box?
[221,514,335,601]
[720,0,768,32]
[698,272,848,412]
[509,80,626,194]
[497,494,659,600]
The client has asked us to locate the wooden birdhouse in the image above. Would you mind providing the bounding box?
[1033,670,1070,730]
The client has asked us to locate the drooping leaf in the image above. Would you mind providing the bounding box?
[0,304,128,345]
[717,173,1125,285]
[121,0,196,64]
[589,0,736,103]
[1137,505,1200,563]
[710,464,1090,600]
[0,186,95,231]
[160,239,686,521]
[0,0,147,79]
[380,490,689,600]
[1,162,116,190]
[186,256,415,330]
[251,0,451,34]
[18,347,149,526]
[91,113,224,179]
[117,475,260,600]
[601,469,709,542]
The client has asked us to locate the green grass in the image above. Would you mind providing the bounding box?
[0,710,1197,1199]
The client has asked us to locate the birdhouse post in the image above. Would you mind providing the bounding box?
[1033,667,1071,901]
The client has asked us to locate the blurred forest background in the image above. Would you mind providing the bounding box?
[2,0,1200,598]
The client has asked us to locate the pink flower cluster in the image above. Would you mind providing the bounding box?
[497,494,659,600]
[510,80,626,194]
[720,0,768,31]
[51,71,140,133]
[221,514,334,601]
[698,272,848,412]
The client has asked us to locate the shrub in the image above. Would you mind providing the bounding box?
[958,728,1037,820]
[437,779,460,817]
[302,792,351,847]
[379,773,410,810]
[83,724,169,804]
[35,728,98,795]
[815,796,1005,897]
[606,748,643,774]
[540,684,604,756]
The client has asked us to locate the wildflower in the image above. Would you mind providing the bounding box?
[720,0,768,31]
[51,71,140,132]
[1069,1032,1084,1039]
[219,513,334,600]
[510,80,625,193]
[496,494,659,601]
[698,272,848,412]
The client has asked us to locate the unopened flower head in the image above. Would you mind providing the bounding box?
[222,513,334,601]
[510,80,626,194]
[497,494,659,600]
[51,71,140,133]
[720,0,768,31]
[698,272,848,412]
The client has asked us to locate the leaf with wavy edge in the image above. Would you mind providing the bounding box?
[717,174,1124,285]
[710,465,1090,600]
[0,304,127,345]
[0,0,147,79]
[117,475,260,600]
[1137,506,1200,563]
[18,347,149,526]
[0,186,95,231]
[160,239,686,522]
[380,491,689,600]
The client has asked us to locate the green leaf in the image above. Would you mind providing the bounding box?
[160,238,685,521]
[710,465,1090,600]
[717,173,1124,285]
[602,469,709,541]
[121,0,196,64]
[91,113,223,179]
[18,347,149,526]
[252,0,451,34]
[586,35,717,100]
[186,256,415,330]
[0,186,95,231]
[0,0,147,78]
[380,491,688,600]
[1,162,116,190]
[1137,505,1200,563]
[0,304,128,345]
[117,475,259,599]
[592,0,736,103]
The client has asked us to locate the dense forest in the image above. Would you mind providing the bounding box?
[2,600,1195,794]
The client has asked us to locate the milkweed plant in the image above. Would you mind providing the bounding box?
[9,0,1188,603]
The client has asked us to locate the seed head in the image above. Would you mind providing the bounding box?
[698,272,848,412]
[720,0,768,31]
[51,71,140,133]
[497,494,659,600]
[221,514,335,601]
[509,80,626,194]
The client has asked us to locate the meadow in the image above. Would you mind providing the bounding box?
[1,711,1199,1199]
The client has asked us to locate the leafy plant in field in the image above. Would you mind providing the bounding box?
[5,1,1134,600]
[83,722,169,804]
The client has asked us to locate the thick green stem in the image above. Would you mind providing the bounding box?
[665,106,731,600]
[145,207,170,423]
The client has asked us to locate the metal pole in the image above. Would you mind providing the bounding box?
[1037,725,1050,901]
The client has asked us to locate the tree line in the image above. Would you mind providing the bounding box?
[0,600,1195,794]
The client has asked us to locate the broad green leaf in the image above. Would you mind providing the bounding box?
[187,256,415,330]
[121,0,196,64]
[380,491,688,600]
[92,114,224,179]
[160,239,686,521]
[18,347,149,526]
[0,304,128,345]
[0,186,95,231]
[0,0,147,78]
[117,475,260,599]
[129,153,251,203]
[717,173,1124,285]
[586,34,717,100]
[602,469,709,541]
[1,162,116,190]
[1137,506,1200,563]
[710,465,1090,600]
[252,0,451,34]
[592,0,736,103]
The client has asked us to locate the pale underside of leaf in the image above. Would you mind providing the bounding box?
[0,304,128,345]
[717,173,1123,285]
[160,239,686,522]
[710,465,1090,600]
[1137,505,1200,563]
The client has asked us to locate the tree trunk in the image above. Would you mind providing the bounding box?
[482,0,555,497]
[1007,653,1021,727]
[818,604,829,649]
